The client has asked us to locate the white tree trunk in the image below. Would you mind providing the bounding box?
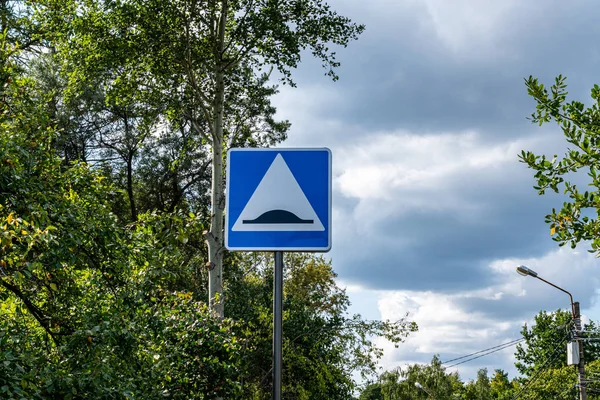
[207,74,225,319]
[207,0,228,319]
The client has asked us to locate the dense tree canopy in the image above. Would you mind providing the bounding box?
[34,0,365,317]
[0,2,422,398]
[515,309,600,377]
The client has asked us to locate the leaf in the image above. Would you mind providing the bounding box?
[550,227,556,236]
[50,283,57,291]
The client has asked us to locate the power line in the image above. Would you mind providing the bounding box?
[511,332,571,400]
[441,322,576,370]
[441,338,525,366]
[511,345,566,400]
[445,340,524,369]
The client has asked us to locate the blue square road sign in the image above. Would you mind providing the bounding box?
[225,148,332,251]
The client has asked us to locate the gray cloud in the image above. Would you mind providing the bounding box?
[271,0,600,380]
[282,0,600,137]
[274,0,600,292]
[327,129,562,291]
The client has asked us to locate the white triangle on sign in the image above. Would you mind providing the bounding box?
[232,154,324,231]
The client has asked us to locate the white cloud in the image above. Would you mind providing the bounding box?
[419,0,522,57]
[336,130,533,203]
[364,247,600,380]
[273,83,348,124]
[329,129,549,252]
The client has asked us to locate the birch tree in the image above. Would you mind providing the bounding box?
[37,0,364,317]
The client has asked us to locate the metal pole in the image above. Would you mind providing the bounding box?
[516,267,584,399]
[273,251,284,400]
[536,275,576,317]
[574,302,587,400]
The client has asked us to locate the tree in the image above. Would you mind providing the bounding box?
[521,75,600,254]
[1,39,246,398]
[473,368,492,400]
[0,0,40,56]
[225,253,417,398]
[515,309,600,377]
[515,309,573,377]
[489,369,513,400]
[460,369,494,400]
[28,49,215,222]
[134,128,212,214]
[359,383,383,400]
[514,359,600,400]
[37,0,365,317]
[0,32,119,349]
[372,356,463,400]
[0,5,422,398]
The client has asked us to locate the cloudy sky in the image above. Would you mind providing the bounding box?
[271,0,600,382]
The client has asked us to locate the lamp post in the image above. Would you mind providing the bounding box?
[415,382,434,399]
[516,265,586,400]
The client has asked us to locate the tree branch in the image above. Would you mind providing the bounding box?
[0,278,59,347]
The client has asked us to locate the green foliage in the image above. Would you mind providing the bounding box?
[0,35,243,399]
[0,0,40,55]
[0,2,420,399]
[35,0,365,317]
[360,307,600,400]
[476,369,491,398]
[369,356,463,400]
[515,309,600,377]
[515,309,573,376]
[33,0,365,215]
[489,369,514,400]
[511,309,600,399]
[359,383,383,400]
[510,360,600,400]
[521,75,600,254]
[0,28,123,345]
[225,253,417,399]
[0,129,243,397]
[515,363,576,400]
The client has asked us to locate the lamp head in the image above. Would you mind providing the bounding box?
[415,382,423,389]
[516,265,538,278]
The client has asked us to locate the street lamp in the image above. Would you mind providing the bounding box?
[516,265,586,400]
[415,382,434,398]
[516,265,574,316]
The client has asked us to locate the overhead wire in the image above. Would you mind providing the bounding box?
[441,338,525,368]
[510,332,571,400]
[441,320,576,370]
[434,323,584,398]
[445,340,525,369]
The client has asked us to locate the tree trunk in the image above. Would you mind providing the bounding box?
[126,152,137,221]
[207,117,224,318]
[206,0,228,319]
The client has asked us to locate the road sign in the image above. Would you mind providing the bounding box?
[225,148,331,251]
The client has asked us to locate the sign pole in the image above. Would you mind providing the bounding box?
[273,251,284,400]
[226,149,331,400]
